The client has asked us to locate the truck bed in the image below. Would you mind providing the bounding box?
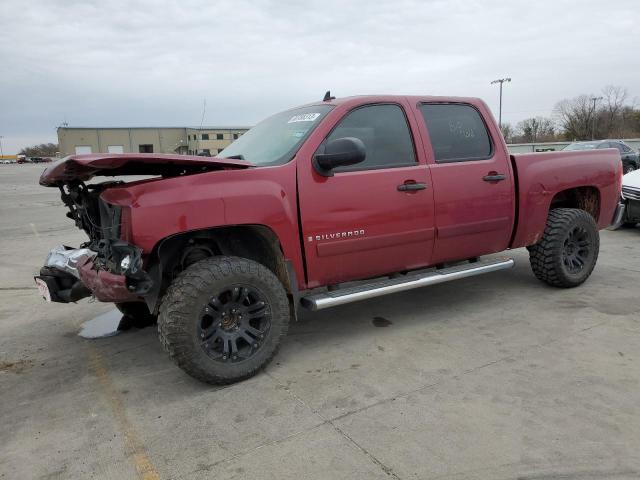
[509,149,622,248]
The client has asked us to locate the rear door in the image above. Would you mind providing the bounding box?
[297,102,435,287]
[415,102,515,264]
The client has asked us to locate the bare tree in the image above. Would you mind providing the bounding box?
[554,86,638,140]
[515,117,556,143]
[19,143,59,157]
[500,123,514,143]
[554,95,596,140]
[601,85,628,137]
[625,107,640,138]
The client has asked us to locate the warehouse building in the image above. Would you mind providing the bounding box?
[57,126,250,157]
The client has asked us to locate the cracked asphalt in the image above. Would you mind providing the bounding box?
[1,164,639,479]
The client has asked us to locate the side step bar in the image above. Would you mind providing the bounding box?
[300,257,515,311]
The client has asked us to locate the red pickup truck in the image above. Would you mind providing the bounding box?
[36,94,624,384]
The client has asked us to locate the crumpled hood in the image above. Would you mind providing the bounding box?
[39,153,252,186]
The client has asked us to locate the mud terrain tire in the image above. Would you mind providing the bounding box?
[528,208,599,288]
[158,256,289,384]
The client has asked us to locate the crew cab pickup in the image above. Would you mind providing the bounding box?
[36,94,624,384]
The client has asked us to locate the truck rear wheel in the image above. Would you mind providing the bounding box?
[528,208,599,288]
[158,256,289,384]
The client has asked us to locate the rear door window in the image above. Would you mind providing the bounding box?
[419,104,492,162]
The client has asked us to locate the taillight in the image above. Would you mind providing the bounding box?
[120,207,133,242]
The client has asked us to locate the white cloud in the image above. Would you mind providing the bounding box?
[0,0,638,153]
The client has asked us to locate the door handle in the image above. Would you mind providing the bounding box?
[397,182,427,192]
[483,173,506,182]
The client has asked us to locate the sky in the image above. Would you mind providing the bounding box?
[1,0,639,154]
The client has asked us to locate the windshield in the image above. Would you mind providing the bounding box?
[218,104,333,166]
[563,141,601,151]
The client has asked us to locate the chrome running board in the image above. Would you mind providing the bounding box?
[300,257,515,311]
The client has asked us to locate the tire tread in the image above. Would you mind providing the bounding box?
[528,208,599,288]
[158,256,289,384]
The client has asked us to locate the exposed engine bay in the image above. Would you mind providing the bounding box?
[59,181,122,246]
[34,181,152,304]
[57,181,146,278]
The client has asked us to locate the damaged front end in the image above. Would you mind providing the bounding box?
[35,241,152,304]
[35,153,251,305]
[34,179,152,304]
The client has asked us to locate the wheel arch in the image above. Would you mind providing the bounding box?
[549,186,601,222]
[511,185,603,248]
[144,224,299,314]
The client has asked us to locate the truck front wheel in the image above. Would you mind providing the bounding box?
[528,208,599,288]
[158,256,290,384]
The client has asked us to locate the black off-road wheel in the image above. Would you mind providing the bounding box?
[528,208,599,288]
[116,302,157,330]
[158,256,289,384]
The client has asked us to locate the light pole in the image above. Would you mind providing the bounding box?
[590,96,603,140]
[490,78,511,128]
[0,136,4,159]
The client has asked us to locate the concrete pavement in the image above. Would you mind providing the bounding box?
[1,164,639,479]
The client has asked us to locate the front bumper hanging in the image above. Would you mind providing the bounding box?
[34,245,148,303]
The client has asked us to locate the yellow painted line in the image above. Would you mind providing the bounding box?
[89,348,161,480]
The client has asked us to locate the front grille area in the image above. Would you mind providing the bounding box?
[622,186,640,201]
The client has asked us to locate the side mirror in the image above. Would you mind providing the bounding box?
[313,137,366,177]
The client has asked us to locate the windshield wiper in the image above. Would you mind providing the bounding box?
[223,154,245,160]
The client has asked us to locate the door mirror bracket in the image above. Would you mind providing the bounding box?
[313,137,366,177]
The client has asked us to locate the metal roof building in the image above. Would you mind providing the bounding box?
[57,126,250,156]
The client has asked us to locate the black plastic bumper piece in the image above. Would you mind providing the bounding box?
[35,266,91,303]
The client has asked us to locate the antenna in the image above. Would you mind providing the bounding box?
[323,91,335,102]
[199,98,207,130]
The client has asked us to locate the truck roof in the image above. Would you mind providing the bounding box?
[311,94,487,108]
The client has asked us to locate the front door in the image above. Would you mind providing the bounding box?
[297,102,435,288]
[416,102,515,264]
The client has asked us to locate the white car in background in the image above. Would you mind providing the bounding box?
[616,169,640,228]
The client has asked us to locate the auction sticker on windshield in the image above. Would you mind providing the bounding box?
[288,113,321,123]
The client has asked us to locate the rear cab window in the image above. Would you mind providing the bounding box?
[419,104,493,163]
